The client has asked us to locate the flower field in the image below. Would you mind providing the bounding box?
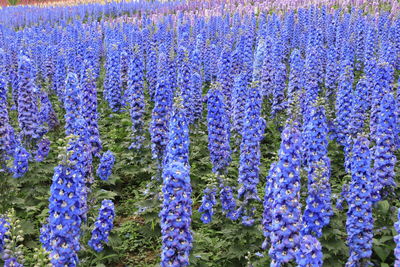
[1,0,400,266]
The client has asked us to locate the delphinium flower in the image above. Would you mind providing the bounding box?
[232,74,247,137]
[159,100,192,267]
[39,89,59,131]
[335,59,354,147]
[81,58,102,156]
[104,44,123,112]
[269,122,303,266]
[167,47,177,95]
[12,145,30,178]
[52,49,67,103]
[203,85,235,221]
[17,55,43,141]
[190,48,203,122]
[354,16,366,71]
[262,162,277,249]
[47,164,81,266]
[4,257,23,267]
[42,45,55,83]
[302,105,332,238]
[271,56,287,117]
[237,83,265,226]
[252,38,266,83]
[206,86,232,174]
[364,26,377,66]
[191,71,203,123]
[35,138,50,162]
[370,63,393,142]
[2,209,25,266]
[163,98,190,169]
[346,135,374,266]
[0,217,9,252]
[150,52,173,166]
[371,92,397,203]
[241,30,254,85]
[177,46,195,124]
[97,151,115,181]
[217,46,233,111]
[296,234,323,267]
[88,199,115,252]
[39,223,51,252]
[64,72,83,136]
[0,62,14,166]
[260,38,274,98]
[64,73,92,218]
[120,49,129,90]
[146,37,158,100]
[198,187,217,224]
[302,47,321,123]
[394,208,400,266]
[287,49,303,113]
[127,49,145,150]
[324,46,338,103]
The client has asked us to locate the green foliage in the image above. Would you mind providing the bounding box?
[1,60,400,267]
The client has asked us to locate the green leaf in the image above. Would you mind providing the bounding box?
[373,246,390,262]
[378,200,390,215]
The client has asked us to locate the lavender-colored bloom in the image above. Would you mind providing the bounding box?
[97,151,115,181]
[88,199,115,252]
[12,145,30,178]
[346,135,373,266]
[127,50,145,150]
[198,187,217,224]
[296,235,323,267]
[269,122,302,266]
[35,138,50,162]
